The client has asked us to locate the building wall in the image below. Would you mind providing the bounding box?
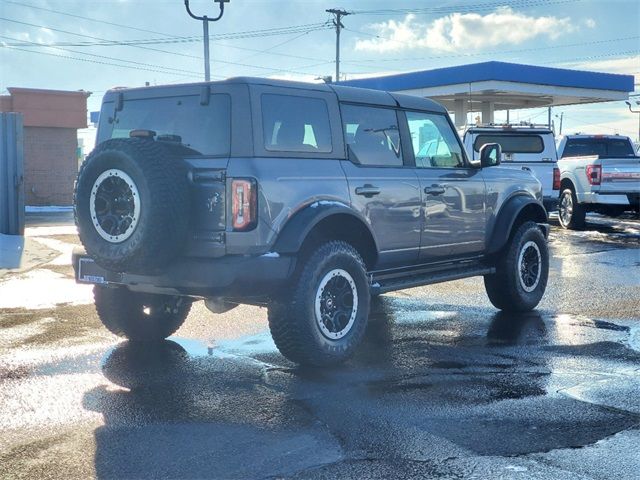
[0,88,89,206]
[23,127,77,206]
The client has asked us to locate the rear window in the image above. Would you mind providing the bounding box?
[562,138,635,157]
[106,94,231,156]
[474,134,544,154]
[261,94,332,153]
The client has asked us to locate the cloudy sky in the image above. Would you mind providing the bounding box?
[1,0,639,145]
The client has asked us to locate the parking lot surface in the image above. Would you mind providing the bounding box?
[1,212,639,479]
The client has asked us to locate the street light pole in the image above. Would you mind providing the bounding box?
[625,100,640,145]
[326,8,350,83]
[184,0,230,82]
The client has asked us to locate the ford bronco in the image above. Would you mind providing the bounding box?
[73,78,550,366]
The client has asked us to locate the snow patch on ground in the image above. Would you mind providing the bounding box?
[0,269,93,309]
[25,225,78,237]
[25,206,73,213]
[30,237,74,266]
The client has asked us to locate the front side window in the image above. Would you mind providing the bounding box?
[109,94,231,156]
[406,111,464,168]
[474,134,544,155]
[261,94,332,153]
[341,104,402,167]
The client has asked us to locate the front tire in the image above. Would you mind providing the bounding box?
[94,285,191,341]
[484,221,549,312]
[558,187,586,229]
[268,241,370,366]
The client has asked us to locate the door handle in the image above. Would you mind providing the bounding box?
[355,184,381,198]
[424,184,446,195]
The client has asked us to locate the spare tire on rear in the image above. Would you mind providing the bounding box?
[74,137,189,274]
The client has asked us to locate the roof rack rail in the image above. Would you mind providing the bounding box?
[470,122,551,129]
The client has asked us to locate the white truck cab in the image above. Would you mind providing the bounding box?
[463,125,559,212]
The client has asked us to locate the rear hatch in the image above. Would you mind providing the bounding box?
[96,89,231,253]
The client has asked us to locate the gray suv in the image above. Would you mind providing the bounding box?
[73,78,549,366]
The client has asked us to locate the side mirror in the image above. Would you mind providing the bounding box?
[479,143,502,168]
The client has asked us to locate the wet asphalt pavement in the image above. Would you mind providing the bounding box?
[1,212,639,479]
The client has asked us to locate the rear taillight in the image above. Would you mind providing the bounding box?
[231,179,257,231]
[553,167,561,190]
[586,165,602,185]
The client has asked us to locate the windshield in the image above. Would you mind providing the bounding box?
[101,94,231,156]
[562,138,635,157]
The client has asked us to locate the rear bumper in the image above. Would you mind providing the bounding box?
[72,247,296,298]
[578,191,638,206]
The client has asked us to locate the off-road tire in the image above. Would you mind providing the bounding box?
[94,285,191,341]
[75,138,189,274]
[558,187,586,230]
[268,241,370,366]
[484,221,549,312]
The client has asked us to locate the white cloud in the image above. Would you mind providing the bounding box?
[585,18,596,28]
[355,7,576,53]
[564,54,640,84]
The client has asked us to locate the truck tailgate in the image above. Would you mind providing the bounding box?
[600,157,640,194]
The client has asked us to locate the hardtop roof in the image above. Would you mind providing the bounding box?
[102,77,447,113]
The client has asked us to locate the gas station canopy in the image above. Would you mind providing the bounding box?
[339,61,635,126]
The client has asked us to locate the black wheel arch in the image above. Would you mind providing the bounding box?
[272,202,379,269]
[486,194,548,255]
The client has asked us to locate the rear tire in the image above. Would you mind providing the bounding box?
[94,285,191,341]
[484,221,549,312]
[268,241,370,366]
[558,187,586,229]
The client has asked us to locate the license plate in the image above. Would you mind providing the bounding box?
[77,257,106,284]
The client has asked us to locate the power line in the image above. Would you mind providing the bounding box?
[3,0,174,37]
[352,0,580,15]
[0,34,204,76]
[1,44,223,78]
[0,17,335,76]
[0,17,331,47]
[4,0,334,68]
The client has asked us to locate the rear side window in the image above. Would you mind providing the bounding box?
[474,134,544,154]
[341,104,403,167]
[562,138,635,157]
[261,94,332,153]
[109,94,230,156]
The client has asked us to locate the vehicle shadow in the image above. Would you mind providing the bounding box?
[83,298,632,477]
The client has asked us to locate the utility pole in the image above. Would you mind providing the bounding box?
[326,8,350,83]
[556,112,564,135]
[184,0,230,82]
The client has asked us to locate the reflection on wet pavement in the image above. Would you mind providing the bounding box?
[44,296,632,479]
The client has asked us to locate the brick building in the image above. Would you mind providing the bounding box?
[0,88,90,206]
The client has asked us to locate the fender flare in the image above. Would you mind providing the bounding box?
[272,201,378,254]
[486,195,548,255]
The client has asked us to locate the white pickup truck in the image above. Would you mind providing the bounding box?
[556,134,640,229]
[463,125,560,212]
